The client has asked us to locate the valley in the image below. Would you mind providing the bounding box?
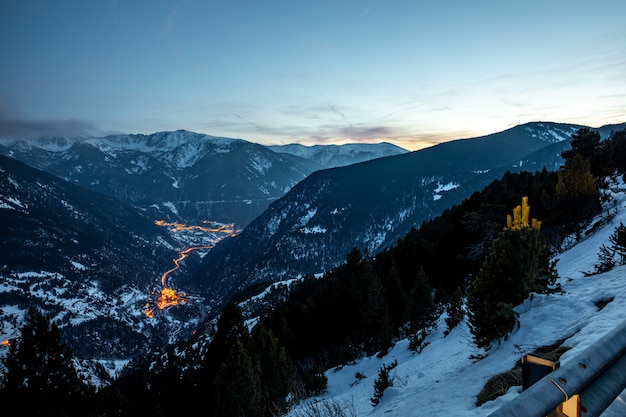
[144,220,240,318]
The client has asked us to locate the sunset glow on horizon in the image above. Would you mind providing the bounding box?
[1,1,624,151]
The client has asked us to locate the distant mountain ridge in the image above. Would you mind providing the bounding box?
[0,130,314,227]
[0,131,408,227]
[193,121,626,305]
[267,141,407,169]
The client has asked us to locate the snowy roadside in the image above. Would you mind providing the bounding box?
[288,186,626,417]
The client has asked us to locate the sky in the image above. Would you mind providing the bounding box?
[1,1,625,151]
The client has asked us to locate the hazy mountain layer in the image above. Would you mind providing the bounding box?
[268,141,407,169]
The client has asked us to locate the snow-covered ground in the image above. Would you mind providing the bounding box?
[287,183,626,417]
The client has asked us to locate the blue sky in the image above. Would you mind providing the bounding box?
[1,1,624,150]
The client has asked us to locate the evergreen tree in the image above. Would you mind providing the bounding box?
[0,307,89,416]
[444,287,464,336]
[379,254,407,329]
[346,246,363,268]
[555,153,600,238]
[407,268,438,351]
[608,130,626,176]
[363,276,393,355]
[251,323,295,415]
[370,360,396,407]
[467,198,558,349]
[589,222,626,275]
[213,340,264,417]
[609,222,626,265]
[467,235,521,349]
[562,127,603,177]
[588,244,617,276]
[196,302,253,412]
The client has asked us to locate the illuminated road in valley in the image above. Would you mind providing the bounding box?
[144,220,240,318]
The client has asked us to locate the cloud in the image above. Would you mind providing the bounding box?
[0,95,98,139]
[165,0,190,33]
[165,6,180,32]
[300,123,450,151]
[359,0,380,17]
[328,103,352,129]
[0,116,97,139]
[337,126,392,139]
[188,100,474,151]
[233,113,269,134]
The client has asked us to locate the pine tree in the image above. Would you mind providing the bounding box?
[562,127,603,177]
[588,244,617,275]
[467,235,521,349]
[196,302,253,412]
[0,307,88,416]
[407,268,438,351]
[370,360,396,407]
[379,254,407,330]
[213,340,264,417]
[556,136,602,238]
[363,276,393,355]
[608,129,626,175]
[251,323,295,415]
[609,222,626,265]
[444,287,464,336]
[467,198,558,349]
[589,222,626,275]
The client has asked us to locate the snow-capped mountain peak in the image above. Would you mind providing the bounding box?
[518,121,583,143]
[268,141,408,169]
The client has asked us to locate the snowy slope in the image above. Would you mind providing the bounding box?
[287,180,626,417]
[267,142,408,169]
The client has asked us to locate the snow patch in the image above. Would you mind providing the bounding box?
[434,181,459,193]
[70,260,87,271]
[7,176,19,188]
[432,181,459,200]
[162,201,179,215]
[299,207,317,226]
[250,154,272,174]
[0,196,28,210]
[547,128,569,142]
[267,215,282,235]
[301,226,327,234]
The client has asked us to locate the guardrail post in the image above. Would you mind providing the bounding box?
[487,320,626,417]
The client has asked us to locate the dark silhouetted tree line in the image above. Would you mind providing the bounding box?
[94,302,296,417]
[0,307,93,417]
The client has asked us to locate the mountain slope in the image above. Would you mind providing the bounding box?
[285,180,626,417]
[0,154,202,381]
[268,142,408,169]
[0,153,176,280]
[0,130,316,227]
[194,122,591,304]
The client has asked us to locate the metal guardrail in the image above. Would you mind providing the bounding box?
[487,319,626,417]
